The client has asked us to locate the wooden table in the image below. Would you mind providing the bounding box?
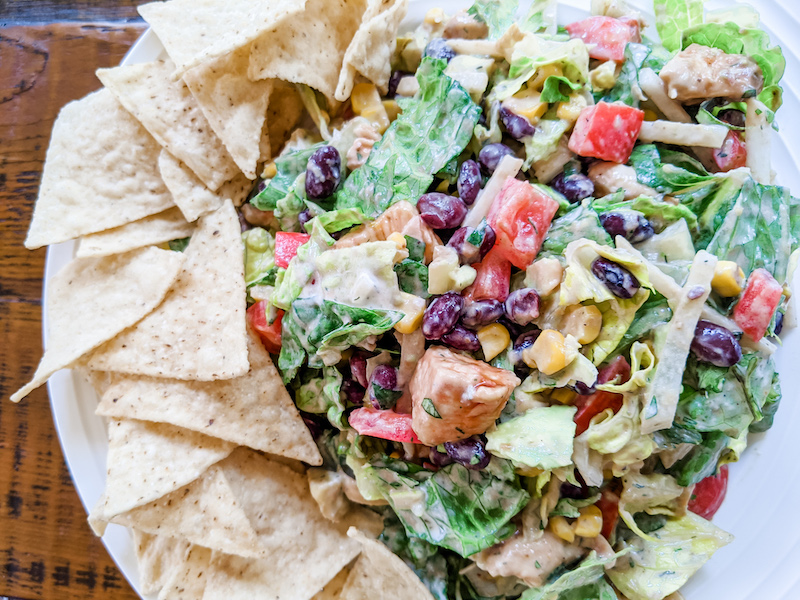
[2,4,148,598]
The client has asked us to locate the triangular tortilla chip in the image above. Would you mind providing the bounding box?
[340,528,435,600]
[97,59,240,191]
[95,328,321,464]
[248,0,368,100]
[184,48,272,179]
[157,545,212,600]
[334,0,409,101]
[312,562,354,600]
[158,150,252,222]
[25,89,174,249]
[138,0,308,75]
[103,419,235,518]
[76,207,194,258]
[10,247,184,402]
[133,529,191,595]
[264,81,305,159]
[87,200,249,381]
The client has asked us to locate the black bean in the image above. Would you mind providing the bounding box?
[717,109,746,128]
[305,145,341,199]
[368,365,402,410]
[457,159,482,205]
[461,299,504,328]
[424,38,456,62]
[478,143,515,175]
[510,329,541,369]
[591,257,640,299]
[550,171,594,203]
[447,222,496,265]
[599,212,654,243]
[444,435,490,470]
[429,446,454,467]
[417,192,468,229]
[387,70,407,98]
[774,311,784,336]
[341,379,366,406]
[499,105,535,140]
[349,352,369,388]
[442,324,481,351]
[572,380,596,396]
[298,208,313,233]
[505,288,541,325]
[422,292,464,340]
[690,320,743,368]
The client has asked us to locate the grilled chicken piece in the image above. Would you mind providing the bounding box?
[588,162,658,199]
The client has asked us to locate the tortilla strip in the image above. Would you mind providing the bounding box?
[334,0,409,101]
[132,530,191,595]
[248,0,368,100]
[25,89,175,249]
[10,247,184,402]
[76,207,194,258]
[97,59,240,191]
[103,418,235,519]
[157,545,212,600]
[158,150,252,223]
[184,48,273,180]
[95,328,322,465]
[87,200,249,381]
[138,0,307,75]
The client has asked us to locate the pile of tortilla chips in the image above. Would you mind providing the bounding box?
[12,0,442,597]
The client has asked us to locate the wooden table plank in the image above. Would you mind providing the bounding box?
[1,2,146,25]
[1,23,145,600]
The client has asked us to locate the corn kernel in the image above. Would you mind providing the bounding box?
[435,180,450,193]
[549,516,575,543]
[382,99,401,122]
[424,7,445,25]
[523,329,568,375]
[504,91,548,123]
[560,305,603,344]
[556,94,588,123]
[574,505,603,538]
[351,83,382,115]
[643,109,659,121]
[525,258,563,296]
[394,293,426,334]
[530,64,563,90]
[387,232,407,250]
[712,260,745,297]
[551,387,576,405]
[477,323,511,361]
[361,105,390,134]
[261,161,277,179]
[515,465,544,477]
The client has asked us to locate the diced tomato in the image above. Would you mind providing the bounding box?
[733,268,783,342]
[349,408,421,443]
[247,301,283,354]
[573,355,631,435]
[274,231,310,268]
[464,247,512,302]
[596,488,620,541]
[688,465,729,520]
[565,16,641,62]
[486,178,560,269]
[712,131,747,172]
[568,101,644,164]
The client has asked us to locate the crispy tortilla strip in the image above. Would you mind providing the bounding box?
[334,0,409,101]
[340,528,435,600]
[97,59,240,191]
[10,247,184,402]
[158,151,251,222]
[133,530,191,596]
[157,545,212,600]
[76,207,194,258]
[95,328,322,465]
[248,0,368,100]
[103,419,235,519]
[25,89,174,249]
[87,200,249,381]
[184,48,272,180]
[138,0,307,75]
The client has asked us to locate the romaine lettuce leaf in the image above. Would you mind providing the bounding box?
[600,43,671,106]
[675,377,753,439]
[653,0,704,52]
[497,38,589,100]
[522,550,629,600]
[250,145,318,211]
[592,192,698,232]
[541,75,583,103]
[335,58,480,217]
[242,227,276,287]
[583,291,650,365]
[668,430,729,486]
[540,199,612,257]
[612,295,671,355]
[627,144,714,194]
[521,0,557,35]
[272,219,335,310]
[467,0,517,40]
[735,353,781,431]
[294,366,345,428]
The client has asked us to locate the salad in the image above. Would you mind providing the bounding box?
[240,0,795,599]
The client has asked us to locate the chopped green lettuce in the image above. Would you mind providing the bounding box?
[272,219,335,310]
[522,550,629,600]
[653,0,704,52]
[250,145,318,212]
[600,43,671,106]
[242,227,276,287]
[467,0,517,40]
[540,199,612,257]
[497,38,589,100]
[668,430,729,486]
[675,377,753,439]
[395,259,430,297]
[612,295,671,354]
[312,207,368,233]
[294,366,345,428]
[583,290,650,365]
[521,0,557,35]
[592,192,698,232]
[523,118,571,169]
[335,58,480,217]
[618,472,686,540]
[541,75,583,103]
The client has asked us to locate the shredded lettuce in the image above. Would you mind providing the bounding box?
[521,0,557,35]
[653,0,704,52]
[250,145,318,212]
[540,199,612,257]
[592,192,698,232]
[272,219,335,310]
[242,228,276,287]
[521,550,629,600]
[541,75,583,103]
[523,118,571,169]
[600,43,671,106]
[668,430,729,486]
[467,0,518,40]
[294,366,345,428]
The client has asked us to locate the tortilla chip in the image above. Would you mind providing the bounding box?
[157,545,212,600]
[184,48,273,179]
[95,328,322,465]
[76,207,193,258]
[103,418,235,518]
[248,0,368,100]
[158,151,252,222]
[311,562,354,600]
[10,247,184,402]
[334,0,409,101]
[340,528,435,600]
[138,0,307,75]
[87,200,249,381]
[264,81,305,159]
[97,59,240,191]
[25,89,174,249]
[133,529,191,595]
[87,495,109,537]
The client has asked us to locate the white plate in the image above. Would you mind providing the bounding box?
[44,1,800,598]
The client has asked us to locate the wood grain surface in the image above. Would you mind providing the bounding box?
[0,23,145,600]
[1,1,145,25]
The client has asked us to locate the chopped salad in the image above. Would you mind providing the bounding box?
[236,0,796,598]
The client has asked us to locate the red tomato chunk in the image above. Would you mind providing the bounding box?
[464,247,512,302]
[349,408,421,443]
[565,16,641,62]
[733,268,783,342]
[573,355,631,435]
[712,130,747,172]
[247,301,283,354]
[487,178,560,270]
[596,488,620,541]
[568,101,644,164]
[274,231,310,268]
[688,465,729,520]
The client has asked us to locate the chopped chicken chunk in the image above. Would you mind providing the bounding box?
[346,121,381,170]
[443,10,489,39]
[409,346,520,446]
[588,162,658,199]
[659,44,763,104]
